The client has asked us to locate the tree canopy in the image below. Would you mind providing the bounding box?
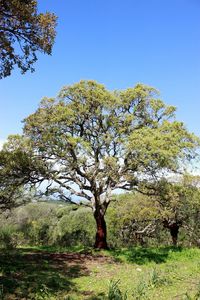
[0,135,48,209]
[0,0,57,78]
[3,80,199,248]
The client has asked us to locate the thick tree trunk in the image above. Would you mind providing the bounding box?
[94,209,109,249]
[163,220,180,247]
[169,224,179,246]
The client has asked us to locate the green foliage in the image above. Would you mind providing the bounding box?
[2,80,199,248]
[52,207,95,247]
[0,224,23,249]
[132,267,171,299]
[0,0,57,78]
[32,284,54,300]
[107,176,200,247]
[132,278,148,300]
[148,268,170,288]
[1,182,200,249]
[0,202,95,248]
[107,192,161,247]
[0,136,48,210]
[23,81,199,194]
[16,202,58,245]
[108,280,127,300]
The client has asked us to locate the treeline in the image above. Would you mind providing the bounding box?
[1,190,200,249]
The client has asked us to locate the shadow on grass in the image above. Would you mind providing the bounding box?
[0,246,184,298]
[109,246,183,265]
[0,249,90,299]
[86,292,106,300]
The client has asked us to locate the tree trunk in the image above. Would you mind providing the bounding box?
[163,220,180,247]
[94,209,109,249]
[169,224,179,246]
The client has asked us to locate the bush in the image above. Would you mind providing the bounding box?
[52,207,95,247]
[0,224,24,249]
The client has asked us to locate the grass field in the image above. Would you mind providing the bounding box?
[0,246,200,299]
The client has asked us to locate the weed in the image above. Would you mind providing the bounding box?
[30,284,52,300]
[132,278,148,300]
[132,268,170,299]
[108,280,127,300]
[148,268,170,288]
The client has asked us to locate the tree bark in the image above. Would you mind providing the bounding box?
[163,220,180,247]
[169,223,179,246]
[94,209,109,249]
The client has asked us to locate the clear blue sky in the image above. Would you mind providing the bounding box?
[0,0,200,142]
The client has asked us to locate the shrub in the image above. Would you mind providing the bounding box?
[52,207,95,247]
[0,224,24,249]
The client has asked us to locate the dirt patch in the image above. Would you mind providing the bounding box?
[22,251,115,265]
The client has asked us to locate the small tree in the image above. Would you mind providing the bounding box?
[7,80,199,249]
[156,175,200,246]
[0,0,57,78]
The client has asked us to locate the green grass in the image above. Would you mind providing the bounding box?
[0,246,200,299]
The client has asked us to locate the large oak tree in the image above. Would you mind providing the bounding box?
[5,80,199,248]
[0,0,57,78]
